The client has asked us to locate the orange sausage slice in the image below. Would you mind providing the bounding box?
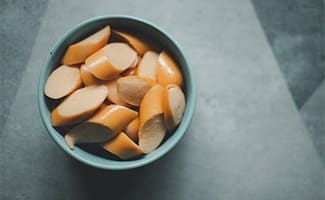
[130,55,140,69]
[112,30,155,56]
[88,104,138,134]
[102,132,144,160]
[51,85,107,126]
[45,65,82,99]
[85,43,137,80]
[64,122,114,149]
[80,64,106,86]
[163,85,186,132]
[64,105,137,149]
[138,85,166,153]
[124,117,139,143]
[105,76,129,106]
[120,56,140,76]
[117,76,155,106]
[156,51,183,87]
[62,25,111,65]
[136,51,159,81]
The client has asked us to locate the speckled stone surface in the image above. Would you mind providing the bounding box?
[0,0,324,199]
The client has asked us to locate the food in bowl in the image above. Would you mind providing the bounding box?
[44,24,186,160]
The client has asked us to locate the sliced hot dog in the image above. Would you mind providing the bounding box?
[64,104,137,149]
[45,65,82,99]
[80,64,106,86]
[102,132,144,160]
[124,117,139,143]
[85,43,137,80]
[64,122,114,149]
[120,56,140,76]
[117,76,155,106]
[112,30,156,56]
[51,85,107,126]
[62,25,111,65]
[130,55,140,69]
[105,76,129,106]
[136,51,159,81]
[138,85,166,153]
[88,104,138,134]
[156,51,183,87]
[163,84,186,132]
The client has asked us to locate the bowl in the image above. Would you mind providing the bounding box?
[38,15,196,170]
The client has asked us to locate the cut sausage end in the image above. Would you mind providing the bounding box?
[136,51,159,81]
[45,65,82,99]
[64,135,75,149]
[139,84,164,127]
[139,114,166,153]
[64,122,114,149]
[85,43,137,80]
[88,105,138,134]
[80,64,106,86]
[51,85,107,126]
[103,43,138,71]
[163,85,186,132]
[102,132,144,160]
[105,76,130,106]
[117,76,154,106]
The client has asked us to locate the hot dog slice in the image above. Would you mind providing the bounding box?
[80,64,106,86]
[51,85,107,126]
[156,51,183,87]
[64,105,137,149]
[62,25,111,65]
[124,117,139,143]
[105,76,129,106]
[64,122,114,149]
[85,43,137,80]
[112,30,155,56]
[138,85,166,153]
[136,51,159,81]
[102,132,144,160]
[88,104,138,134]
[163,84,186,132]
[117,76,155,106]
[45,65,82,99]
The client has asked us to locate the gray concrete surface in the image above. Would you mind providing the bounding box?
[0,0,324,199]
[300,81,325,166]
[252,0,325,108]
[0,0,49,133]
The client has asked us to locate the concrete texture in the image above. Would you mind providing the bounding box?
[300,81,325,166]
[1,0,324,199]
[0,0,49,134]
[252,0,325,108]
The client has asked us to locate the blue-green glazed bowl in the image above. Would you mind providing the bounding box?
[38,15,196,170]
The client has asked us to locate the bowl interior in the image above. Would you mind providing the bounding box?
[38,16,196,170]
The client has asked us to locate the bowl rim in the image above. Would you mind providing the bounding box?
[38,15,196,170]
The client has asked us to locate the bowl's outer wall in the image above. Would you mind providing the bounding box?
[38,16,196,170]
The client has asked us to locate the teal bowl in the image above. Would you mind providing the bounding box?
[38,15,196,170]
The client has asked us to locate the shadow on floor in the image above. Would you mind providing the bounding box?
[252,0,325,166]
[251,0,324,108]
